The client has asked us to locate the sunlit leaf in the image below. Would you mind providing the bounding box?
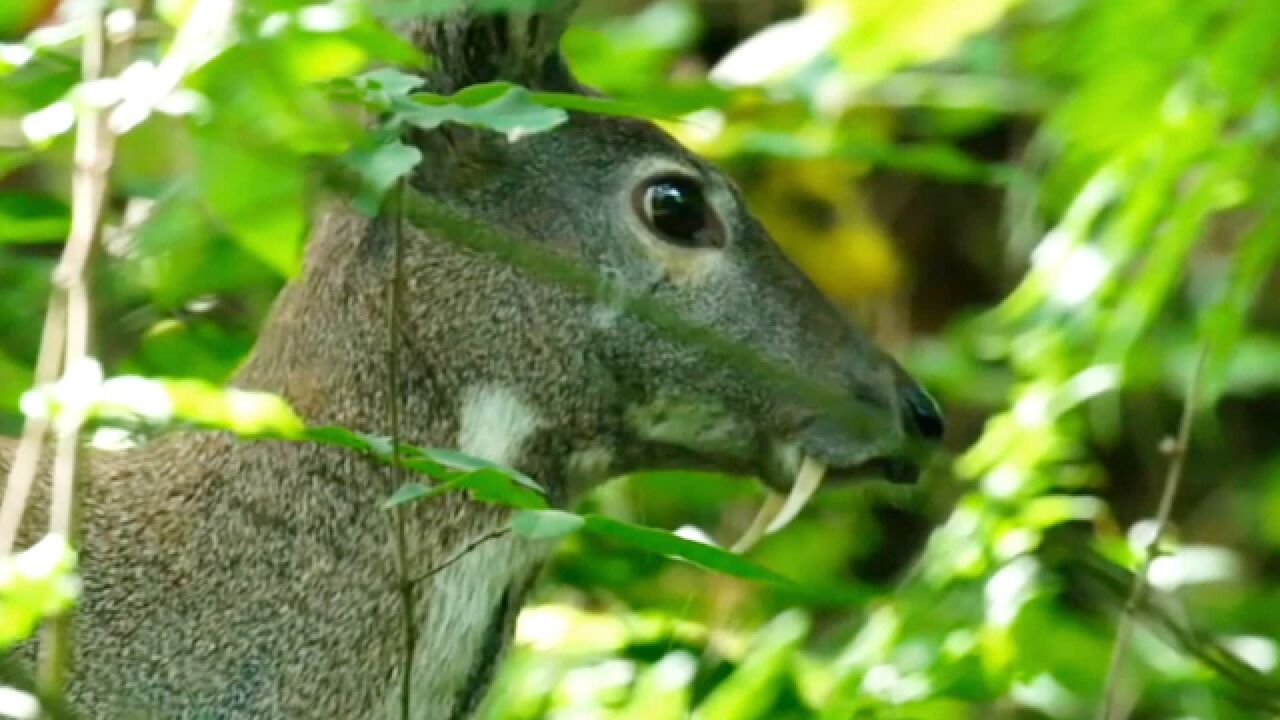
[353,66,425,106]
[400,83,567,139]
[162,379,306,438]
[0,534,78,651]
[193,129,307,278]
[696,610,810,720]
[832,0,1024,83]
[385,482,434,508]
[512,509,585,540]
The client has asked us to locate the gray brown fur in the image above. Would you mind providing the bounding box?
[0,2,941,717]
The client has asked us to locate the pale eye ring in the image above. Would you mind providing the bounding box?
[632,174,725,248]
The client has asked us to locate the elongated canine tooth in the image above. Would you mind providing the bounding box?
[730,493,783,553]
[767,456,826,534]
[731,456,828,554]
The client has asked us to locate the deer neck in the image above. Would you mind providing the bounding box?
[68,211,603,717]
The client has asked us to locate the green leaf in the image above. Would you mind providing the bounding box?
[355,67,426,106]
[696,610,810,720]
[423,447,543,494]
[304,428,545,509]
[193,130,306,278]
[160,379,306,438]
[26,372,306,440]
[834,0,1024,82]
[0,148,31,181]
[345,132,421,215]
[384,482,435,508]
[0,48,76,115]
[454,468,547,509]
[0,534,78,651]
[0,191,68,243]
[562,0,701,97]
[0,347,31,413]
[400,83,567,139]
[582,515,795,587]
[303,426,381,454]
[528,90,683,121]
[512,509,585,540]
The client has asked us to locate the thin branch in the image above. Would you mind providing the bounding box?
[39,0,117,696]
[0,654,81,720]
[1064,544,1280,714]
[0,299,68,555]
[407,527,511,587]
[1098,345,1210,720]
[384,179,417,720]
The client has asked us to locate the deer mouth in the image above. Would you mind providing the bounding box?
[826,455,921,485]
[732,450,920,553]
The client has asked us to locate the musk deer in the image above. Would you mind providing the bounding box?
[1,1,943,717]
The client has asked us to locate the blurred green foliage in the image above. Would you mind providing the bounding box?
[3,0,1280,718]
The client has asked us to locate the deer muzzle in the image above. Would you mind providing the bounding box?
[734,377,944,552]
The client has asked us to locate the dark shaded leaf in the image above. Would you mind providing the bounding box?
[582,514,795,587]
[0,191,68,242]
[424,447,543,493]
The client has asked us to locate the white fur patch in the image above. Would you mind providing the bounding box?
[591,304,621,329]
[377,384,544,718]
[567,446,614,485]
[644,243,729,285]
[379,531,549,720]
[457,384,541,467]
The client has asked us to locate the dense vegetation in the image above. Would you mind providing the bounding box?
[3,0,1280,718]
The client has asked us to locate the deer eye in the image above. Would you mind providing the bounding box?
[633,175,724,248]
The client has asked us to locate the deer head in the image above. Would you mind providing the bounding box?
[301,0,948,510]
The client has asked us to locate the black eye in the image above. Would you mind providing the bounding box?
[633,175,724,248]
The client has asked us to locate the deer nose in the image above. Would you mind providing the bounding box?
[900,382,945,442]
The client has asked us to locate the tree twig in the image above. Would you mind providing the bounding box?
[1098,345,1209,720]
[1068,545,1280,714]
[40,0,114,690]
[407,527,511,587]
[0,654,81,720]
[0,300,68,555]
[384,179,418,720]
[1,0,135,704]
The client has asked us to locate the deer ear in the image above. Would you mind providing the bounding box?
[397,0,581,93]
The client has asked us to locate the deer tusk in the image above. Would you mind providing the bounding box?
[767,455,827,534]
[731,456,828,553]
[730,492,783,553]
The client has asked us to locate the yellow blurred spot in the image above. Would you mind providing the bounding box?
[750,160,902,305]
[515,603,708,654]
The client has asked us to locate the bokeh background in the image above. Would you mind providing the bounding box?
[4,0,1280,718]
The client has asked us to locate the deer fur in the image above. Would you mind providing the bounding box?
[1,2,943,717]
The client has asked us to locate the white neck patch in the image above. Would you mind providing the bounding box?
[457,384,541,468]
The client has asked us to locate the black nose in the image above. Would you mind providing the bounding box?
[901,383,945,442]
